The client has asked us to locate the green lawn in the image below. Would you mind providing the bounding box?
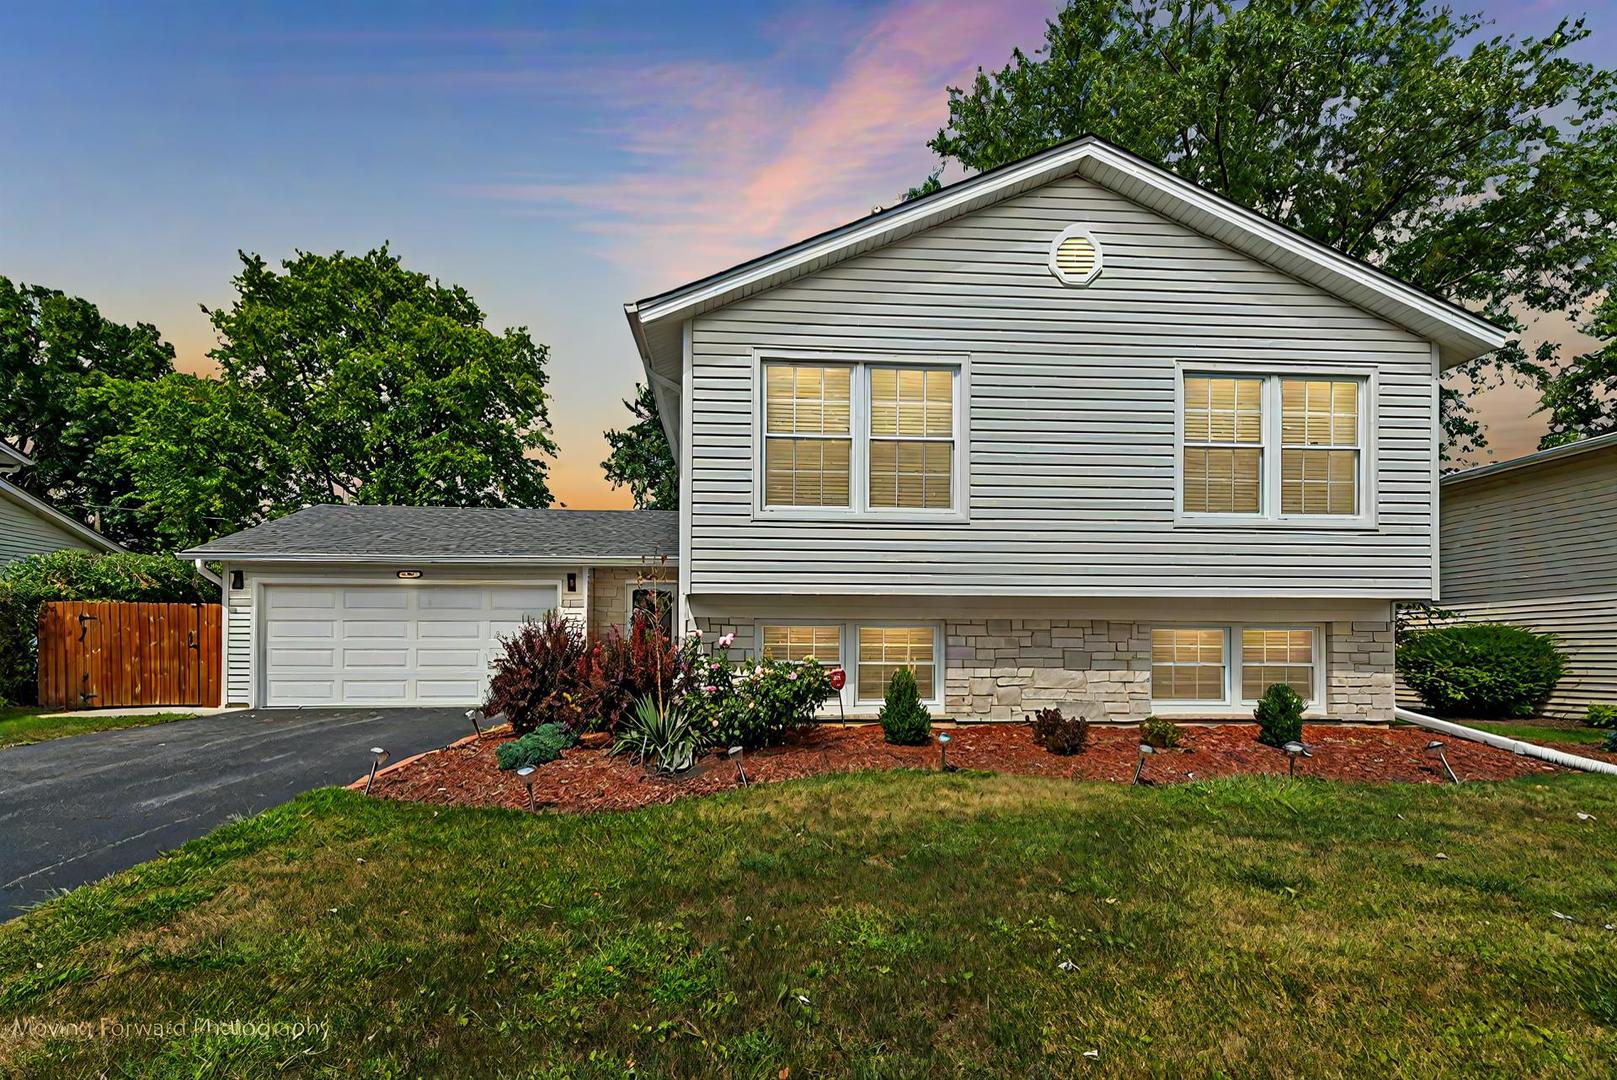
[1463,719,1614,748]
[1,772,1614,1078]
[0,706,198,749]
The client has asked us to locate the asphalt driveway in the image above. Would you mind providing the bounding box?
[0,707,471,921]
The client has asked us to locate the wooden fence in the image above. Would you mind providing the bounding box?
[37,601,222,709]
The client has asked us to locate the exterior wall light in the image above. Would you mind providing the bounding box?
[516,765,537,810]
[364,746,389,794]
[1132,744,1154,786]
[1426,740,1460,783]
[397,570,422,580]
[1283,740,1313,777]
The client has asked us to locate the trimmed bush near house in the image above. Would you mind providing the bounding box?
[0,551,215,705]
[1397,624,1567,719]
[1028,707,1087,755]
[1254,684,1305,748]
[1139,716,1181,750]
[484,613,594,735]
[495,722,579,771]
[879,668,931,746]
[582,619,679,734]
[1584,704,1617,730]
[679,633,833,750]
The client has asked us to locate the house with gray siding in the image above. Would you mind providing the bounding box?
[0,442,123,565]
[626,135,1507,722]
[1428,433,1617,720]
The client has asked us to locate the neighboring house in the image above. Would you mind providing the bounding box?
[0,441,124,564]
[1424,432,1617,720]
[180,505,677,708]
[624,135,1506,721]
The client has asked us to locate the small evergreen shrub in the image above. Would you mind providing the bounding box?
[1604,730,1617,754]
[1139,715,1181,749]
[1584,704,1617,729]
[495,722,579,771]
[878,668,931,746]
[1028,707,1087,754]
[1396,623,1566,719]
[1254,684,1305,748]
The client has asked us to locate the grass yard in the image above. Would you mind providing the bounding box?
[1,772,1614,1078]
[1464,719,1614,748]
[0,706,198,749]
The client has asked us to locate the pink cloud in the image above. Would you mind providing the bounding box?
[469,0,1056,292]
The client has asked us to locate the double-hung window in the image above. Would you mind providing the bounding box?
[762,359,961,514]
[1151,625,1319,709]
[1179,372,1366,521]
[760,624,842,667]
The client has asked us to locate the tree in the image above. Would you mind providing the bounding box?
[205,245,558,509]
[921,0,1617,456]
[601,382,678,509]
[0,276,175,542]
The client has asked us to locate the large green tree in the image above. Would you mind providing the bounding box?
[918,0,1617,455]
[601,382,678,510]
[0,276,175,543]
[205,246,558,509]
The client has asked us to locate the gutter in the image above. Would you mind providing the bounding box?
[1395,707,1617,778]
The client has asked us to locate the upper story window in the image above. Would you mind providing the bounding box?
[1179,372,1367,522]
[762,359,961,515]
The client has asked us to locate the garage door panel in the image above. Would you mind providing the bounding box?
[261,582,559,706]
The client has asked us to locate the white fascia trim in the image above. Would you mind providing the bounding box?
[631,138,1506,362]
[1441,429,1617,487]
[0,442,32,469]
[0,478,123,554]
[187,554,677,566]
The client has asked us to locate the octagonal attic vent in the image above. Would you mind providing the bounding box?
[1049,225,1102,286]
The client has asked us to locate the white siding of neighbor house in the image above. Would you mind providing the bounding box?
[685,172,1439,599]
[1424,446,1617,719]
[0,495,99,564]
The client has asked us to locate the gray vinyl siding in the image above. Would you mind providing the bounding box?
[1425,445,1617,719]
[686,173,1438,598]
[0,496,98,564]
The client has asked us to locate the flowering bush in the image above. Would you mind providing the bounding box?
[676,631,833,749]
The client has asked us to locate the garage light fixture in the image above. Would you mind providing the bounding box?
[516,765,537,811]
[230,570,243,590]
[567,572,577,592]
[1426,740,1460,784]
[397,570,422,580]
[1132,743,1154,786]
[364,746,389,794]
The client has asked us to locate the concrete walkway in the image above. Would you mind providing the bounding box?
[0,707,471,921]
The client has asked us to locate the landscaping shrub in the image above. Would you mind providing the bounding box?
[1605,730,1617,754]
[1028,707,1087,754]
[484,613,594,735]
[494,722,579,771]
[1584,704,1617,730]
[878,667,931,746]
[675,631,833,749]
[1254,684,1305,748]
[1397,623,1567,719]
[612,694,701,774]
[0,551,215,705]
[583,619,680,734]
[1139,715,1181,749]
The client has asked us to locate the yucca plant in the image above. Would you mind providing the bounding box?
[611,693,701,774]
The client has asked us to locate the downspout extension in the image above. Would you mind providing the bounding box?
[1395,707,1617,778]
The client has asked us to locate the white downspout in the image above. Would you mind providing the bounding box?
[1395,707,1617,778]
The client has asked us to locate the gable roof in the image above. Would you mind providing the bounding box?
[0,442,31,470]
[0,477,124,554]
[1442,430,1617,488]
[180,504,679,564]
[625,135,1509,448]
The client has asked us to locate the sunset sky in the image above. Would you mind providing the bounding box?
[1,1,1608,508]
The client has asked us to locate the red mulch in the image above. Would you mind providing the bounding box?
[366,722,1572,815]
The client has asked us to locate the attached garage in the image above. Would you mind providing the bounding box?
[181,505,679,709]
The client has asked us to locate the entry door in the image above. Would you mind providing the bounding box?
[260,583,559,706]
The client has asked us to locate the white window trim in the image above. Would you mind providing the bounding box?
[1173,361,1378,530]
[751,348,971,523]
[1148,622,1326,716]
[755,618,945,712]
[1048,223,1104,287]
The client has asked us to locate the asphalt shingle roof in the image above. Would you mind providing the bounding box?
[181,504,678,562]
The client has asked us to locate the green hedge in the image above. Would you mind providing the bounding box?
[0,551,215,705]
[1396,623,1566,719]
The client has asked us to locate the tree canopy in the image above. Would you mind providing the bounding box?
[919,0,1617,455]
[602,382,678,510]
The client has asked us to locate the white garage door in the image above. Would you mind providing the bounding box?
[260,583,560,707]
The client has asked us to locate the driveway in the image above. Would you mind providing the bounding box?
[0,707,471,921]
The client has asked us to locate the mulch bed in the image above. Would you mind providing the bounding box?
[366,722,1572,815]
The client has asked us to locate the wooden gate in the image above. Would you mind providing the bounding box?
[36,601,222,709]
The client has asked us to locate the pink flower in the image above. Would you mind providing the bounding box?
[787,670,799,681]
[703,684,717,694]
[689,629,703,639]
[718,632,735,648]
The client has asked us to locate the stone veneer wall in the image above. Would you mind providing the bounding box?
[691,614,1397,721]
[588,567,638,636]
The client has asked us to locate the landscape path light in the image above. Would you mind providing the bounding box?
[729,745,748,787]
[1426,740,1460,784]
[364,747,389,795]
[516,765,537,810]
[1132,744,1154,786]
[1282,740,1312,777]
[937,731,953,772]
[466,709,484,738]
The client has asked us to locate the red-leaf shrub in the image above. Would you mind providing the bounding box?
[484,613,593,735]
[580,618,681,734]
